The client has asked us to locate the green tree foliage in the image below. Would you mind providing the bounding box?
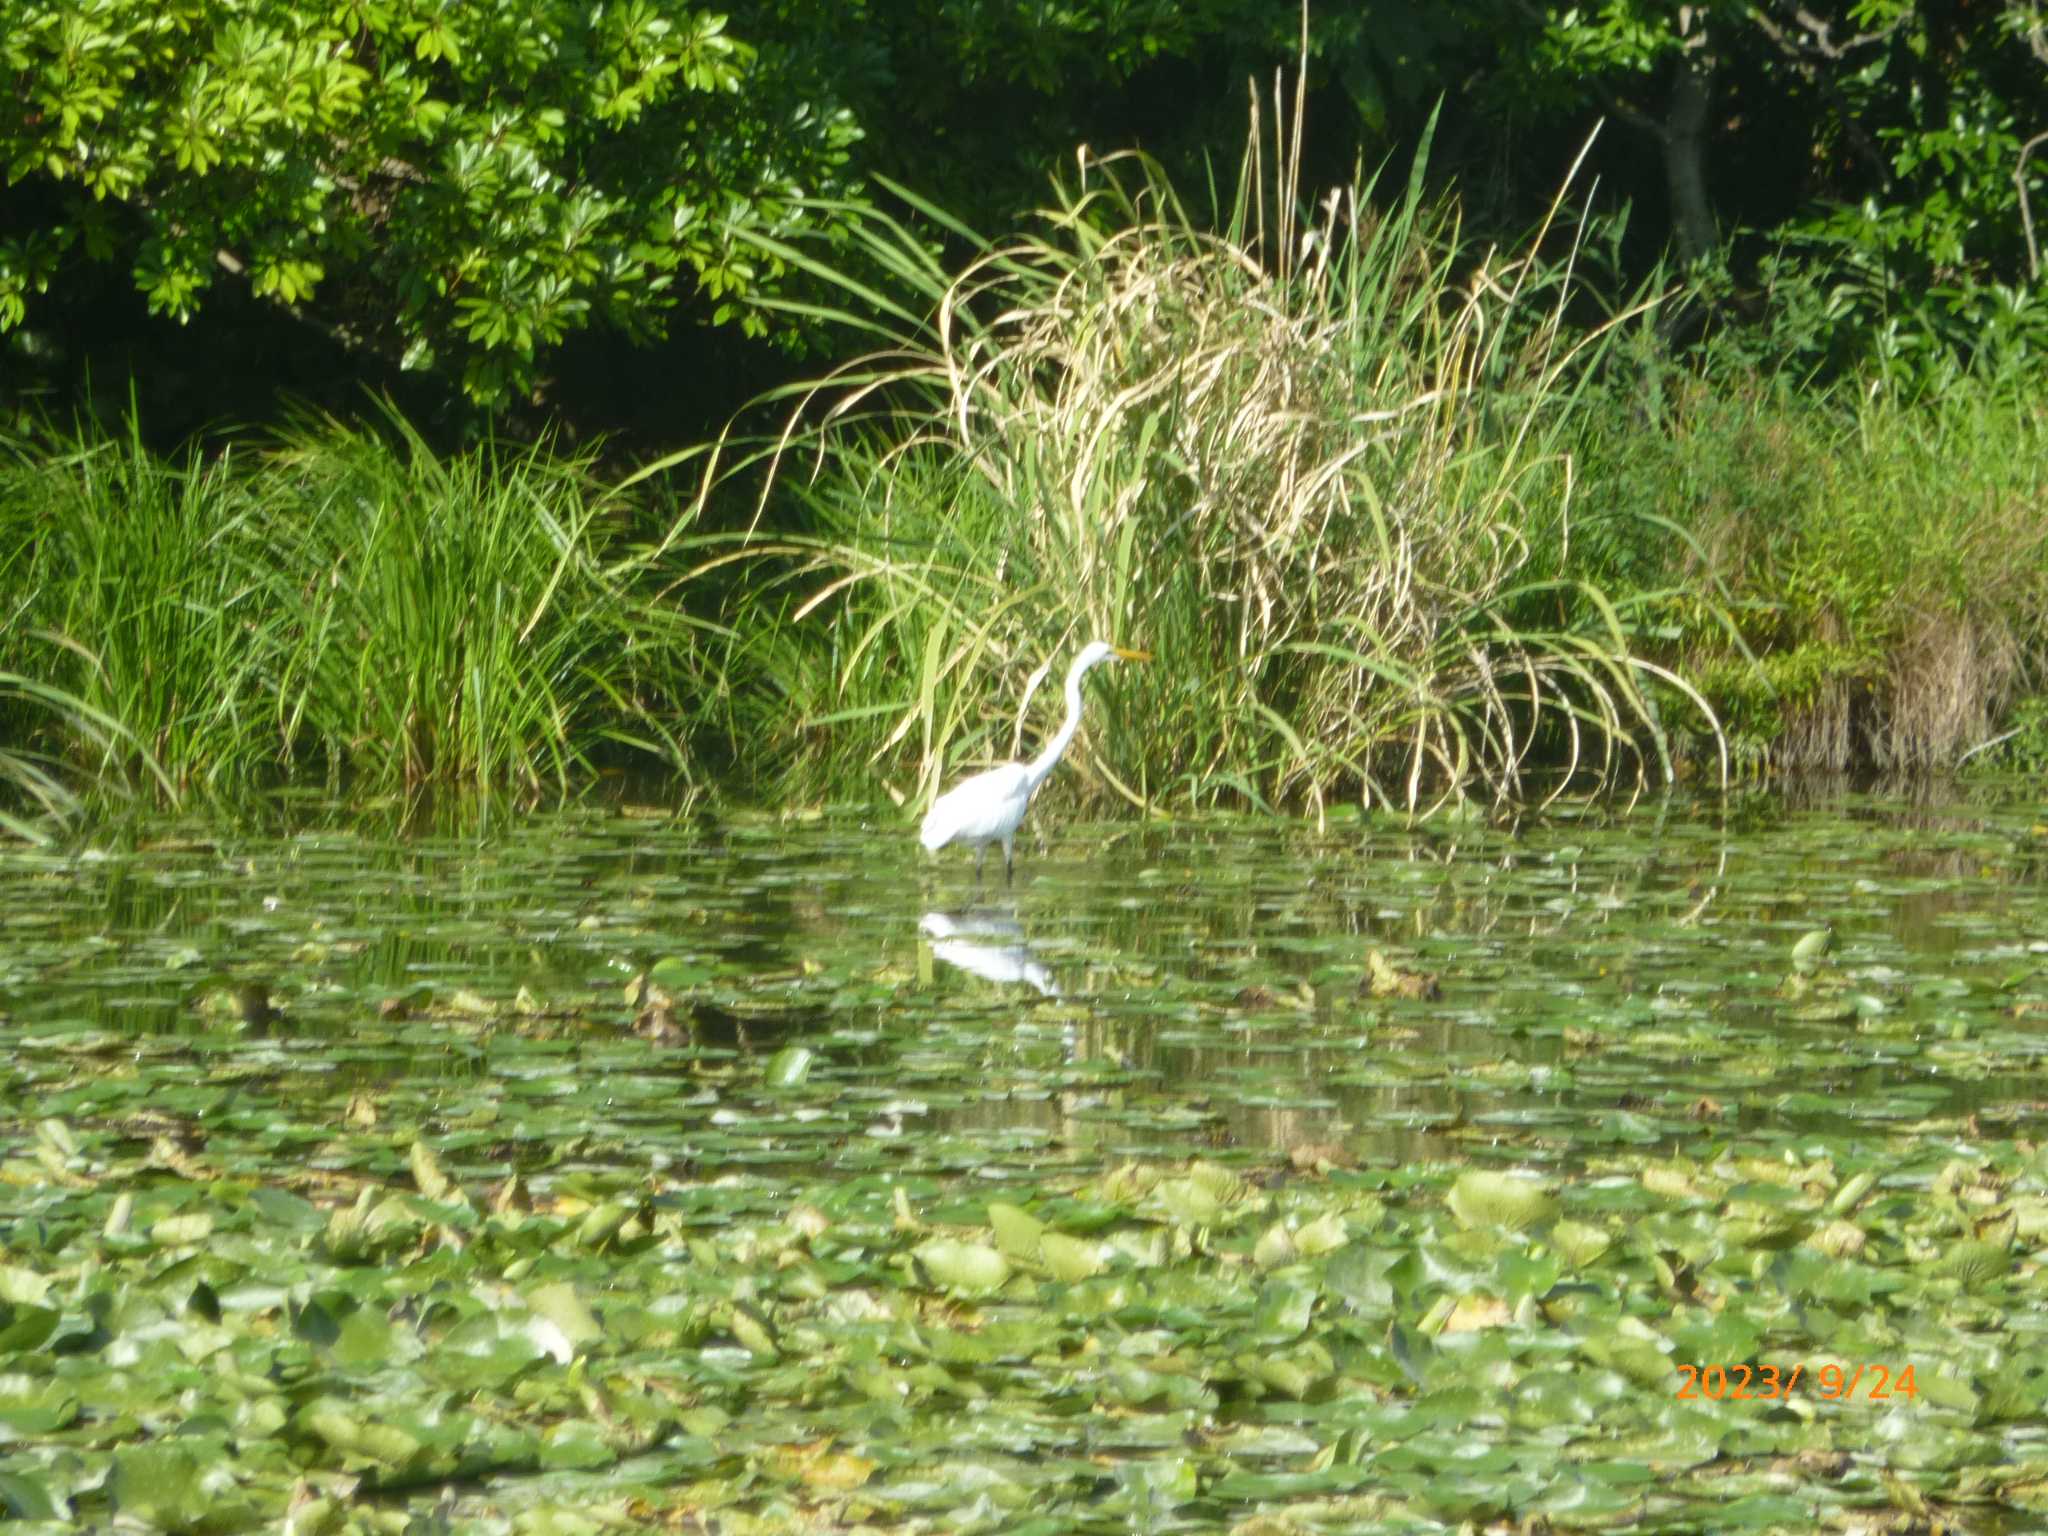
[5,0,2045,421]
[1511,1,2048,373]
[779,0,1490,232]
[1,0,861,404]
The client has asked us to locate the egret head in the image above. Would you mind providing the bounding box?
[1077,639,1151,672]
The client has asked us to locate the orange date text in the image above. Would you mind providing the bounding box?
[1673,1362,1916,1402]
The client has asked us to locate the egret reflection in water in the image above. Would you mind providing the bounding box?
[918,909,1060,996]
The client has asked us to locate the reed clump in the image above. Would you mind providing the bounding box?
[661,88,1719,815]
[0,411,704,819]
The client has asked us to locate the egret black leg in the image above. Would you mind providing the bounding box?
[974,845,986,885]
[1003,838,1015,887]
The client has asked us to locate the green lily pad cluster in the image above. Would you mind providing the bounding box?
[1,789,2047,1530]
[4,1131,2048,1531]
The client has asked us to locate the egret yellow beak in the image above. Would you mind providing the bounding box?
[1112,646,1153,662]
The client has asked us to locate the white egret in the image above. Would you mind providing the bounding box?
[918,639,1149,883]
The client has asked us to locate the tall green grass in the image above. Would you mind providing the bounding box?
[0,410,709,825]
[0,671,172,842]
[6,422,278,797]
[1572,365,2048,773]
[256,412,702,793]
[651,90,1722,815]
[2,422,191,830]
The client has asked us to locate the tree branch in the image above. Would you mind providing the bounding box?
[1745,2,1893,183]
[2022,3,2048,68]
[1777,2,1904,59]
[2018,129,2048,283]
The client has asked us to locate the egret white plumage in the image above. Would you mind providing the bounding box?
[918,640,1149,883]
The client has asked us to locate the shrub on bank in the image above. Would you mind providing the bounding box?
[1574,364,2048,775]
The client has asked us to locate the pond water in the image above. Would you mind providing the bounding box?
[9,789,2046,1178]
[3,786,2047,1531]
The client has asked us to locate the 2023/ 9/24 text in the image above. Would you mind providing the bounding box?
[1674,1363,1916,1401]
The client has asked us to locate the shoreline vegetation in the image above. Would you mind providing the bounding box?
[5,110,2045,839]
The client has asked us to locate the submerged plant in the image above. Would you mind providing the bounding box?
[655,83,1722,815]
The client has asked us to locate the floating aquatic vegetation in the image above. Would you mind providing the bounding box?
[1,789,2047,1528]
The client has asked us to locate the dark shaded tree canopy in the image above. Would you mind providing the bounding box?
[4,0,2044,438]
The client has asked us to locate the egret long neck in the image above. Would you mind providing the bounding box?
[1024,655,1092,792]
